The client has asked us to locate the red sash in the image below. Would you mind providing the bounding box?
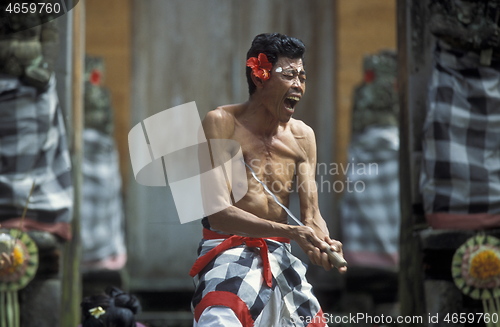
[189,229,290,288]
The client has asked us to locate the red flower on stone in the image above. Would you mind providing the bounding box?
[90,69,101,86]
[364,69,375,83]
[246,53,273,81]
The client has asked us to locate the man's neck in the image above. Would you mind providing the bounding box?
[242,98,283,138]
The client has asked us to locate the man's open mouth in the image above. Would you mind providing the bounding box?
[284,96,300,111]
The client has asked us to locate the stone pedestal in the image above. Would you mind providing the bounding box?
[17,231,62,327]
[419,229,497,326]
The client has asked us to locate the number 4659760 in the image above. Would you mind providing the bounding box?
[5,2,61,14]
[444,313,499,324]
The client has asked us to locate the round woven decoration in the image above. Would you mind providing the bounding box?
[0,229,38,292]
[452,234,500,300]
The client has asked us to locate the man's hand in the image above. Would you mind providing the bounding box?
[292,226,347,273]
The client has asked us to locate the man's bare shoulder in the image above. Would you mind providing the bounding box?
[289,118,315,141]
[203,105,242,139]
[204,106,234,124]
[287,118,317,161]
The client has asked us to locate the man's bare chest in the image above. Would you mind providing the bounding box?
[231,126,304,184]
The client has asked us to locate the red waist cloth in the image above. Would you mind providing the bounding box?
[0,217,71,241]
[426,213,500,230]
[189,229,290,288]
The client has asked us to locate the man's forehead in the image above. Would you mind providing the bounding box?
[275,57,305,70]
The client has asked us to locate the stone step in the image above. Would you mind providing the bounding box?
[137,311,193,327]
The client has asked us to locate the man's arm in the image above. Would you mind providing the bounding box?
[296,124,346,272]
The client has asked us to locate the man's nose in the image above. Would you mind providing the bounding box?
[291,79,304,93]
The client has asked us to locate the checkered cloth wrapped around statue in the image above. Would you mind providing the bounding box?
[421,0,500,229]
[341,126,400,269]
[340,50,400,269]
[0,75,73,240]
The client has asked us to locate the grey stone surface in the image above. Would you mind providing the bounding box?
[19,278,61,327]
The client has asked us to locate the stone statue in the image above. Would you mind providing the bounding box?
[351,50,399,134]
[0,4,72,326]
[81,56,127,293]
[429,0,500,65]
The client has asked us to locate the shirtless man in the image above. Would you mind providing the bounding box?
[190,33,346,327]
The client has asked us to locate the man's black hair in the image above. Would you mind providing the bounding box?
[246,33,306,95]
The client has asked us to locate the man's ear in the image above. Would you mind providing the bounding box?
[250,73,265,89]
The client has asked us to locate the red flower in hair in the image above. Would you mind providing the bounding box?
[246,53,273,81]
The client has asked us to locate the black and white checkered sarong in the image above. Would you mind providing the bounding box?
[0,75,73,225]
[81,128,126,263]
[420,41,500,217]
[191,236,326,327]
[341,126,400,268]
